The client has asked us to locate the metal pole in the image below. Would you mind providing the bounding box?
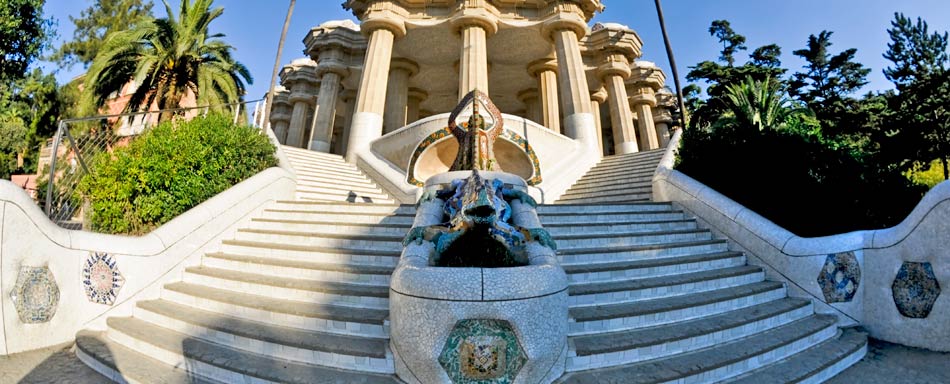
[45,121,65,216]
[233,102,241,125]
[62,126,90,174]
[654,0,689,130]
[263,0,295,134]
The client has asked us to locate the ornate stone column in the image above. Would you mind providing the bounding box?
[453,14,496,99]
[654,90,676,147]
[383,58,418,134]
[528,59,560,133]
[590,87,607,156]
[629,62,666,151]
[598,54,639,154]
[287,88,315,148]
[270,87,292,144]
[338,90,357,156]
[543,13,597,152]
[346,16,405,162]
[309,48,348,152]
[517,89,541,124]
[407,88,427,125]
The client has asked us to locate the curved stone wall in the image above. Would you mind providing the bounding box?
[653,130,950,352]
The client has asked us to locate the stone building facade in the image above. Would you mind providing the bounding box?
[271,0,677,160]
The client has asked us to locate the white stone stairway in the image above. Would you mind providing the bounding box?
[282,146,395,204]
[556,149,666,204]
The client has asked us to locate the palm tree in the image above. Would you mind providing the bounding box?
[263,0,295,131]
[722,76,794,132]
[84,0,252,120]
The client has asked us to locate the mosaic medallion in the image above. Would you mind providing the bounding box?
[11,266,60,323]
[83,252,125,305]
[439,319,526,384]
[816,252,861,303]
[891,261,941,318]
[407,127,543,187]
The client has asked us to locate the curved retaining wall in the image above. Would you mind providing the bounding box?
[0,167,297,355]
[653,129,950,351]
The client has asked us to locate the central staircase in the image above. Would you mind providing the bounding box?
[75,146,866,383]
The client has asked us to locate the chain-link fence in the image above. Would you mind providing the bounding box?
[40,99,266,229]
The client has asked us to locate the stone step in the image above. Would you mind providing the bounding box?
[271,200,413,214]
[105,317,398,383]
[286,155,361,171]
[161,282,389,337]
[281,146,350,163]
[202,252,394,285]
[296,191,395,205]
[295,180,386,196]
[545,218,698,236]
[75,330,223,384]
[723,328,868,384]
[555,229,713,250]
[568,265,765,307]
[575,167,656,184]
[583,162,660,178]
[568,298,813,370]
[560,184,653,200]
[556,191,653,204]
[292,165,370,180]
[566,177,654,194]
[559,315,838,383]
[536,202,673,215]
[248,217,410,236]
[295,172,378,189]
[563,250,745,284]
[134,300,393,373]
[219,239,401,266]
[234,228,403,251]
[559,239,729,265]
[183,266,389,309]
[257,210,415,225]
[569,281,787,335]
[596,150,666,165]
[539,210,686,225]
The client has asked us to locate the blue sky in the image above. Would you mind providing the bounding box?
[41,0,950,101]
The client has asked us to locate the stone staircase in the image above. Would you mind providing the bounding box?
[282,145,395,204]
[74,147,866,383]
[556,149,665,204]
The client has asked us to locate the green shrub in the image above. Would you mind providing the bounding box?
[77,114,277,234]
[676,125,925,237]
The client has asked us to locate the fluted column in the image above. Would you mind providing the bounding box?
[346,17,405,162]
[654,108,673,147]
[407,88,427,124]
[383,59,418,134]
[631,88,659,150]
[543,16,597,151]
[528,59,560,133]
[309,55,347,151]
[338,90,357,156]
[270,88,292,144]
[517,89,540,124]
[287,89,314,148]
[590,88,607,157]
[599,55,639,154]
[453,15,496,99]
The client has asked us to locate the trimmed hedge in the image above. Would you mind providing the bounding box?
[78,114,277,234]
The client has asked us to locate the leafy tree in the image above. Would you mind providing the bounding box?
[0,69,62,174]
[0,0,54,81]
[709,20,747,67]
[750,44,782,68]
[51,0,154,69]
[84,0,252,119]
[0,114,27,178]
[720,76,795,133]
[789,31,870,107]
[883,13,949,87]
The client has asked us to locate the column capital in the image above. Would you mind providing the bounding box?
[360,14,406,39]
[289,88,317,104]
[653,108,674,124]
[527,58,558,77]
[450,13,498,36]
[390,58,420,77]
[517,89,539,103]
[541,13,588,42]
[407,87,428,102]
[596,60,631,81]
[317,62,349,78]
[340,89,358,102]
[590,87,608,103]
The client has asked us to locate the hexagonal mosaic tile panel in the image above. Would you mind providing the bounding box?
[439,319,527,384]
[83,252,125,305]
[11,266,59,323]
[892,261,941,318]
[817,252,861,303]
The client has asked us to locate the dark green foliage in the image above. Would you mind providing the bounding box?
[883,13,949,87]
[677,122,924,237]
[77,114,277,234]
[0,68,62,174]
[0,114,27,178]
[709,20,747,67]
[50,0,154,69]
[0,0,54,81]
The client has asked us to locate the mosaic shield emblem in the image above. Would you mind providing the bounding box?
[439,319,526,384]
[11,266,59,323]
[83,252,125,305]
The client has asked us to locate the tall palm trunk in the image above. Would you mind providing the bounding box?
[654,0,688,129]
[264,0,295,132]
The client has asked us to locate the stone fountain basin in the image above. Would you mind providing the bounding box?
[389,171,569,384]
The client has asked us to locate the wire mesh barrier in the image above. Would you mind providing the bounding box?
[40,99,267,229]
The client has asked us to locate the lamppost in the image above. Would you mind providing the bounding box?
[653,0,688,130]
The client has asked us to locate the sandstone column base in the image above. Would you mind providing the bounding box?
[345,112,384,163]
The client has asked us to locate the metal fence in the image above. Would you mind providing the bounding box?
[41,99,267,229]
